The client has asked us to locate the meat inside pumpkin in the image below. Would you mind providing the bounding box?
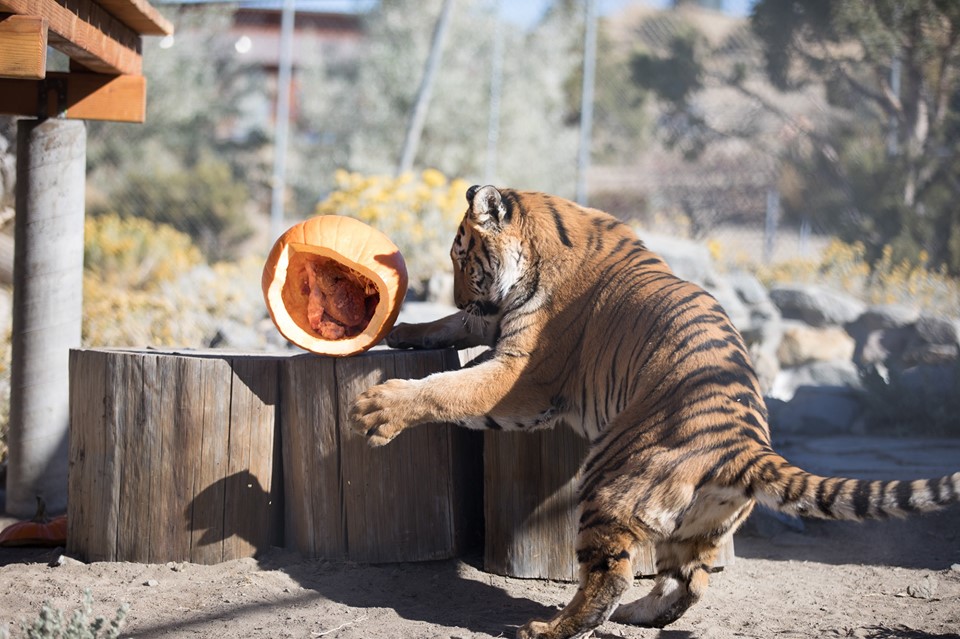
[289,255,380,340]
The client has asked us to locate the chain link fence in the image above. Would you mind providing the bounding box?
[0,0,952,358]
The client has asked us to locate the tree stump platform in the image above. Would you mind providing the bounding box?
[66,347,480,565]
[67,346,734,577]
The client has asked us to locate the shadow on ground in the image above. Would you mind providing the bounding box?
[736,508,960,570]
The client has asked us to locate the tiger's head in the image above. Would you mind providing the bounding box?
[450,185,527,325]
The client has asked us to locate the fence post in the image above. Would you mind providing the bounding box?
[6,118,86,517]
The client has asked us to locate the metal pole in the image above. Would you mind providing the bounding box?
[270,0,296,241]
[397,0,455,176]
[6,119,86,517]
[484,0,504,185]
[575,0,598,206]
[763,187,779,263]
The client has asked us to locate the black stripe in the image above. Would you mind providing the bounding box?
[550,206,573,247]
[484,416,502,431]
[896,481,919,512]
[852,480,872,519]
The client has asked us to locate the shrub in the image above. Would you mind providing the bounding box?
[2,589,128,639]
[315,169,470,295]
[89,159,253,263]
[745,238,960,317]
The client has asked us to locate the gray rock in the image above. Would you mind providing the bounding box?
[642,232,714,286]
[777,321,855,367]
[769,285,866,328]
[768,384,865,435]
[914,315,959,345]
[847,304,919,333]
[769,359,862,401]
[728,270,770,307]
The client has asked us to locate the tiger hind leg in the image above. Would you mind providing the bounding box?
[517,525,643,639]
[611,501,752,628]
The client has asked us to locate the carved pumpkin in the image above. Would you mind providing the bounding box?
[0,496,68,547]
[262,215,408,356]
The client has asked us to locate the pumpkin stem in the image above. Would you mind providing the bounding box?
[33,495,48,523]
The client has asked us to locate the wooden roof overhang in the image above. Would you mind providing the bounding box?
[0,0,173,123]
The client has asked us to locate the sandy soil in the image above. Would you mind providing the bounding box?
[1,509,958,639]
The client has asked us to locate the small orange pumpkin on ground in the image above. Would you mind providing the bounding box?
[262,215,408,356]
[0,496,68,547]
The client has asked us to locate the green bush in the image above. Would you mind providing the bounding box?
[89,159,252,263]
[2,590,128,639]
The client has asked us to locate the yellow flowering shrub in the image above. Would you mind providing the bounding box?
[83,215,207,346]
[746,238,960,315]
[315,169,471,293]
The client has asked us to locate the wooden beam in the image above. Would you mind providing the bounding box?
[0,0,142,75]
[0,14,47,79]
[0,72,146,123]
[97,0,174,37]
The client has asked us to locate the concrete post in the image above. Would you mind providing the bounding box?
[6,118,85,517]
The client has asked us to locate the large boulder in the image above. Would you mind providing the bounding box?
[767,384,866,436]
[777,321,855,367]
[847,306,959,372]
[770,284,866,327]
[769,359,862,401]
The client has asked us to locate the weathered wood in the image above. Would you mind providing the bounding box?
[280,355,342,558]
[0,0,142,75]
[281,349,482,563]
[67,350,118,561]
[484,420,734,580]
[0,73,147,123]
[94,0,173,36]
[68,350,283,564]
[0,14,47,79]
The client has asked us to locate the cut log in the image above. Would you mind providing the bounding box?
[67,349,284,564]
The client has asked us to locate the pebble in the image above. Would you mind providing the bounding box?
[951,563,960,573]
[48,554,84,568]
[145,579,160,587]
[904,575,938,599]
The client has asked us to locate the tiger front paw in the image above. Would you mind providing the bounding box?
[349,379,420,446]
[386,323,442,349]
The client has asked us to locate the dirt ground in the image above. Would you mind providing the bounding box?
[1,508,959,639]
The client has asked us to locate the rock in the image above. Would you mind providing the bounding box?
[768,384,865,435]
[850,325,913,370]
[728,271,770,307]
[951,563,960,573]
[898,363,957,397]
[145,579,160,587]
[769,285,866,328]
[847,304,920,333]
[768,359,862,401]
[777,322,855,367]
[902,316,960,366]
[903,575,938,599]
[642,232,714,286]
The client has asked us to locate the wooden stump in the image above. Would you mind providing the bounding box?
[281,349,481,562]
[484,425,735,580]
[67,349,283,564]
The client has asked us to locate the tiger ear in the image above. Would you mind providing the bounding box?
[469,185,504,226]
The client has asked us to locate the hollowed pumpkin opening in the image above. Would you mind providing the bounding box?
[262,215,407,357]
[284,252,380,340]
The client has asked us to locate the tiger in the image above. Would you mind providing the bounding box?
[349,185,960,639]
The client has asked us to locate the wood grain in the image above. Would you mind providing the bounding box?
[0,14,47,79]
[0,0,142,75]
[68,350,283,565]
